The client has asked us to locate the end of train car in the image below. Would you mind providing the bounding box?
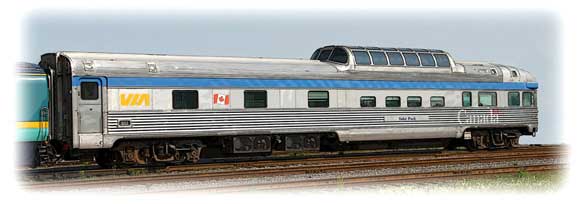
[15,62,53,167]
[36,45,538,167]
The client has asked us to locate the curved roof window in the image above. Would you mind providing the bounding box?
[317,49,332,61]
[353,51,372,65]
[329,48,348,64]
[370,51,388,65]
[403,53,420,66]
[434,54,451,67]
[387,52,404,66]
[419,53,436,67]
[310,50,320,60]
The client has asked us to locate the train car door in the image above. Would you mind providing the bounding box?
[78,78,103,134]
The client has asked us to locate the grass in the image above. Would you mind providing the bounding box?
[446,171,564,192]
[373,170,565,194]
[304,170,565,194]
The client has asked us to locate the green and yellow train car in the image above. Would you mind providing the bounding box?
[16,62,49,167]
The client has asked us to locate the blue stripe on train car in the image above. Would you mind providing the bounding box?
[526,82,539,89]
[73,77,538,90]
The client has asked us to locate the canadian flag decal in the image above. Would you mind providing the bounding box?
[213,93,230,105]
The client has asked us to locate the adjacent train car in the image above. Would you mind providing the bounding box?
[16,62,50,167]
[38,45,538,167]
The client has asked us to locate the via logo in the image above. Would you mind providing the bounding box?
[213,93,230,105]
[120,93,150,106]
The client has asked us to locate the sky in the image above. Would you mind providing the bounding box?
[22,10,561,144]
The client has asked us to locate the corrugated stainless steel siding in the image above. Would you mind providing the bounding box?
[106,108,538,135]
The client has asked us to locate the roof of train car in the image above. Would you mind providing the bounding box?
[321,45,447,53]
[40,50,535,83]
[16,62,44,74]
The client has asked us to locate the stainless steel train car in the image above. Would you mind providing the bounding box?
[38,45,538,167]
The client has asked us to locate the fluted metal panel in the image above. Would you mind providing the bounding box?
[107,108,538,135]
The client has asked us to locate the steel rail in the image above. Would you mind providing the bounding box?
[22,145,562,179]
[193,164,564,193]
[25,148,565,190]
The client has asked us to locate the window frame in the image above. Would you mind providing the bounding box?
[329,47,349,64]
[369,51,388,66]
[430,96,445,107]
[508,92,521,107]
[462,91,472,107]
[522,92,535,107]
[387,52,405,66]
[403,53,421,66]
[310,50,320,60]
[360,96,377,107]
[172,90,199,109]
[352,50,372,65]
[478,92,498,107]
[244,90,268,108]
[419,53,437,67]
[433,54,451,67]
[308,91,330,108]
[80,82,99,100]
[385,96,401,107]
[317,49,333,61]
[407,96,422,107]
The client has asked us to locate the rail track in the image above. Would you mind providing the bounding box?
[22,145,566,192]
[22,147,445,181]
[22,145,559,179]
[193,164,563,193]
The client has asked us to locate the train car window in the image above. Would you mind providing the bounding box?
[370,51,388,65]
[80,82,99,100]
[310,50,320,60]
[430,96,445,107]
[403,53,420,66]
[478,92,497,107]
[317,49,332,61]
[434,54,451,67]
[360,96,376,107]
[508,92,520,107]
[172,90,198,109]
[329,48,348,64]
[308,91,329,108]
[511,70,519,77]
[244,90,267,108]
[522,92,534,107]
[387,52,405,65]
[407,96,422,107]
[462,92,472,107]
[352,51,371,65]
[419,53,436,67]
[385,96,401,107]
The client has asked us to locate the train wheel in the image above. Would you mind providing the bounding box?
[189,147,202,163]
[505,137,519,149]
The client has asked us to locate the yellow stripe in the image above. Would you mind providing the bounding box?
[17,121,49,128]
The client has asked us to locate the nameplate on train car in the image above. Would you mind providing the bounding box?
[384,115,429,122]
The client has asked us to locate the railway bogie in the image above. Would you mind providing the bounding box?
[94,138,204,167]
[460,128,523,150]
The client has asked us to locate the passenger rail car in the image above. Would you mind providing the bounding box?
[16,62,52,167]
[38,45,538,167]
